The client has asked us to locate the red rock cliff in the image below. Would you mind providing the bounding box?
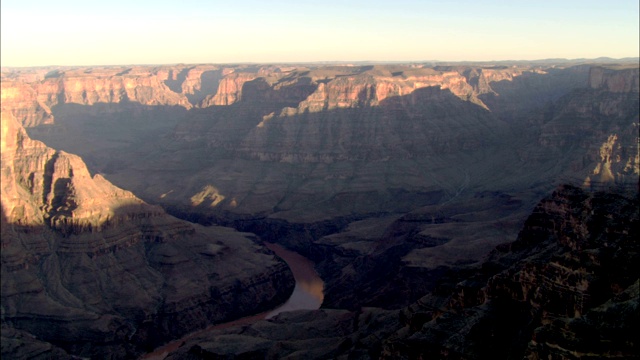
[1,111,295,358]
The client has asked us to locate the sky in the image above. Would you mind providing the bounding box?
[1,0,638,67]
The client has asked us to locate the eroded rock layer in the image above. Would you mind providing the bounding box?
[163,185,639,359]
[0,112,294,358]
[2,60,638,359]
[13,62,636,223]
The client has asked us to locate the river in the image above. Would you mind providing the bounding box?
[141,242,324,359]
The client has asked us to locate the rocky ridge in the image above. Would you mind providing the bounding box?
[162,185,639,359]
[1,112,295,358]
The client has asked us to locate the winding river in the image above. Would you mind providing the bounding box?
[141,242,324,360]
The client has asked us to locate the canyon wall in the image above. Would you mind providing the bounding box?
[1,112,294,358]
[2,60,638,359]
[161,185,639,359]
[380,184,639,359]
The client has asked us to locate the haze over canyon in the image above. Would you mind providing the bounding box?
[1,58,638,359]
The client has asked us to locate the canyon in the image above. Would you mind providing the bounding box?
[1,59,638,359]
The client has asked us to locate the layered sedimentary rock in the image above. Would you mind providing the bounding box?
[0,64,227,128]
[380,185,639,359]
[534,66,639,191]
[0,112,294,358]
[588,65,640,93]
[2,60,638,359]
[1,80,54,127]
[163,185,639,359]
[126,65,538,218]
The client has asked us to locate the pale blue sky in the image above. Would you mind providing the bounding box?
[1,0,638,67]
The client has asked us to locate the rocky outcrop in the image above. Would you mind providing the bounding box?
[1,326,71,359]
[589,65,640,93]
[178,66,224,105]
[315,191,529,310]
[195,65,537,115]
[1,110,165,237]
[162,185,639,359]
[532,66,639,191]
[1,80,54,127]
[380,185,639,359]
[199,71,258,106]
[1,66,209,128]
[1,112,295,359]
[164,308,400,360]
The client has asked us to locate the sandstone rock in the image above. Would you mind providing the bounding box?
[1,112,295,358]
[380,185,639,359]
[589,65,640,93]
[1,80,54,127]
[2,65,204,128]
[2,61,638,359]
[162,185,638,359]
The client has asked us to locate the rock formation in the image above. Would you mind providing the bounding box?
[162,185,639,359]
[535,66,639,191]
[1,59,638,359]
[379,185,639,359]
[0,112,294,358]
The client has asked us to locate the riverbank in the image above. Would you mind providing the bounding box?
[141,242,324,360]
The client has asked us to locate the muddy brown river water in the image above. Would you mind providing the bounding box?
[141,242,324,359]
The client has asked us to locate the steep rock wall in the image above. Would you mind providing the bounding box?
[0,112,295,358]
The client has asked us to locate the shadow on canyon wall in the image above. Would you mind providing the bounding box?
[0,200,296,358]
[22,67,638,311]
[6,64,640,358]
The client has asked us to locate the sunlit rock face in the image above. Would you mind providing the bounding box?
[8,63,636,220]
[0,64,226,127]
[589,65,640,93]
[0,112,294,359]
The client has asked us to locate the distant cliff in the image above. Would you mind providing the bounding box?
[1,65,218,127]
[534,65,639,191]
[589,65,640,93]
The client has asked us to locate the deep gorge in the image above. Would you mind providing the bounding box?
[1,60,638,359]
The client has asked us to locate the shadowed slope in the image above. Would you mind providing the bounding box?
[1,112,294,359]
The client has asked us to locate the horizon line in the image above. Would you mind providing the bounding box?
[2,56,639,70]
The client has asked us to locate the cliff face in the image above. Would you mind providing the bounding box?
[0,112,294,359]
[161,185,639,360]
[380,185,639,359]
[1,65,226,128]
[589,65,640,93]
[11,62,634,223]
[1,80,54,127]
[533,66,639,191]
[1,111,161,235]
[158,64,631,220]
[199,72,258,106]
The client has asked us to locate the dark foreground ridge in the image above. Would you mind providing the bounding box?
[164,185,639,359]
